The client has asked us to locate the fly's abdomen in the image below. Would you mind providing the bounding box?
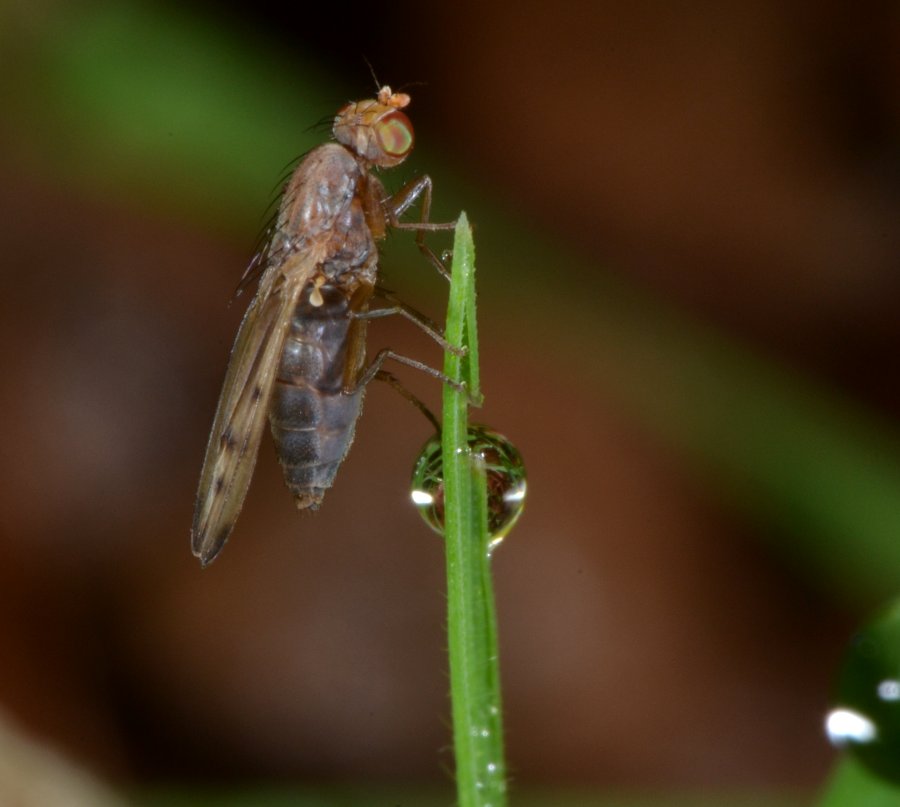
[268,285,365,509]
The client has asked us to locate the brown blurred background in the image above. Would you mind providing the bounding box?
[1,0,899,800]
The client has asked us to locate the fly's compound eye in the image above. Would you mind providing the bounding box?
[375,110,414,159]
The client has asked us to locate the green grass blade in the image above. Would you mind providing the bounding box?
[442,214,507,806]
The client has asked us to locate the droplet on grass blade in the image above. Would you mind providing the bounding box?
[826,599,900,783]
[410,425,526,550]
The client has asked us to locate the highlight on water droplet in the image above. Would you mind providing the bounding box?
[826,599,900,784]
[825,708,878,747]
[410,424,526,548]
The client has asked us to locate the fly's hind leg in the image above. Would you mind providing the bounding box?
[388,175,456,280]
[373,371,441,433]
[344,350,466,432]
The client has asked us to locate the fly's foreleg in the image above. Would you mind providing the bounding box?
[388,175,456,280]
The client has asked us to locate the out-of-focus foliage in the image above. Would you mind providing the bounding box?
[3,0,900,801]
[7,2,900,601]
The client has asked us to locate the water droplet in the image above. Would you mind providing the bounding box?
[827,600,900,783]
[410,425,526,547]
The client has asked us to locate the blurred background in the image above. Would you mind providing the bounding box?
[1,0,899,804]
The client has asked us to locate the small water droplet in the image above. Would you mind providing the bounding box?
[410,425,526,547]
[827,600,900,783]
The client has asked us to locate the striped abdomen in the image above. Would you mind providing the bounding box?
[269,283,366,509]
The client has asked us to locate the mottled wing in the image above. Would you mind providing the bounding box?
[191,257,313,566]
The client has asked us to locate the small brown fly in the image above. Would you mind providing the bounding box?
[192,87,455,566]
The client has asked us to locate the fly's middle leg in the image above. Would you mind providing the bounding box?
[351,348,465,394]
[353,291,465,357]
[388,175,455,280]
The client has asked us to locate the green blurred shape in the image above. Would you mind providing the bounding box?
[4,1,337,228]
[818,756,900,807]
[522,264,900,601]
[469,208,900,601]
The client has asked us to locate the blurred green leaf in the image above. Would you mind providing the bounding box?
[5,2,336,228]
[817,756,900,807]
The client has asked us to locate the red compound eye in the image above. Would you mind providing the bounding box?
[375,110,414,158]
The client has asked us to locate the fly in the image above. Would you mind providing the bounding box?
[192,87,456,567]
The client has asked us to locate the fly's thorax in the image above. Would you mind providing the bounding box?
[317,191,377,283]
[279,145,360,238]
[333,86,415,168]
[271,143,377,283]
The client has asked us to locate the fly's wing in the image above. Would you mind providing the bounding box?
[191,258,313,566]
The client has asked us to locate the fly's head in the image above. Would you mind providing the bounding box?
[334,86,414,169]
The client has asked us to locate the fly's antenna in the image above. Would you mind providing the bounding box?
[396,79,427,94]
[363,56,381,93]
